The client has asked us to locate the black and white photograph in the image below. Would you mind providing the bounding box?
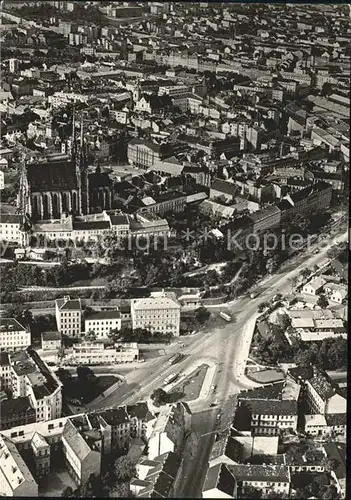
[0,2,348,498]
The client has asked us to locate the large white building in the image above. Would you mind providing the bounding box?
[55,296,82,337]
[0,435,38,497]
[0,214,28,246]
[67,342,139,365]
[131,294,181,336]
[10,349,62,422]
[84,310,122,339]
[0,318,31,352]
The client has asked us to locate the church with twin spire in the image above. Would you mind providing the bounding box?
[19,111,91,221]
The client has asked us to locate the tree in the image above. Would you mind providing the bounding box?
[327,337,347,370]
[56,368,72,385]
[75,473,96,497]
[195,306,210,324]
[242,485,262,498]
[300,268,311,280]
[114,457,136,483]
[109,483,131,497]
[322,485,339,499]
[277,313,291,330]
[151,388,168,407]
[84,329,97,342]
[297,343,320,367]
[258,301,269,312]
[61,486,74,497]
[76,366,96,383]
[317,294,329,308]
[322,457,339,473]
[289,276,299,293]
[321,82,333,97]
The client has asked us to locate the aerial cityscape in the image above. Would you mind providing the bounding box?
[0,1,349,499]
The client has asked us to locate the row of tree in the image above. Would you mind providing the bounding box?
[252,327,347,371]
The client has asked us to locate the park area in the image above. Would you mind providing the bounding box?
[168,364,208,402]
[56,367,120,405]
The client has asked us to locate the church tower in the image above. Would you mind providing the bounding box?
[78,113,90,215]
[70,108,89,215]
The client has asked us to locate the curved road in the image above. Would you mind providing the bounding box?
[83,229,347,497]
[87,230,347,416]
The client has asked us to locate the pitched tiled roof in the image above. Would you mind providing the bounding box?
[0,396,35,420]
[325,413,346,427]
[56,297,81,311]
[307,371,335,401]
[210,434,243,463]
[229,464,290,483]
[73,220,110,230]
[27,160,78,192]
[110,214,130,226]
[203,463,236,496]
[85,310,121,321]
[0,318,27,332]
[243,398,298,416]
[137,452,181,498]
[99,407,129,426]
[211,178,237,196]
[322,443,346,480]
[127,403,155,422]
[287,365,314,383]
[62,419,91,461]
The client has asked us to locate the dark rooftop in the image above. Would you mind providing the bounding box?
[203,463,236,496]
[86,310,121,321]
[27,160,78,192]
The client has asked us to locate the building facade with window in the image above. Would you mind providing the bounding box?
[131,296,181,336]
[0,319,31,353]
[55,296,82,337]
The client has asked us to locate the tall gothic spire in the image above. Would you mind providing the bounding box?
[71,105,76,160]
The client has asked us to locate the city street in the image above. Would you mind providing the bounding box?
[81,229,348,496]
[86,230,347,417]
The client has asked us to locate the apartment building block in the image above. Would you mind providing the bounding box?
[0,397,36,431]
[0,435,38,497]
[55,296,82,337]
[148,403,186,459]
[67,342,139,365]
[0,352,12,390]
[131,451,181,497]
[305,368,346,415]
[131,295,181,336]
[10,349,62,422]
[30,432,51,479]
[203,463,237,499]
[278,181,332,220]
[62,417,102,486]
[0,214,29,247]
[84,310,122,339]
[0,319,31,353]
[236,381,300,436]
[229,464,291,497]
